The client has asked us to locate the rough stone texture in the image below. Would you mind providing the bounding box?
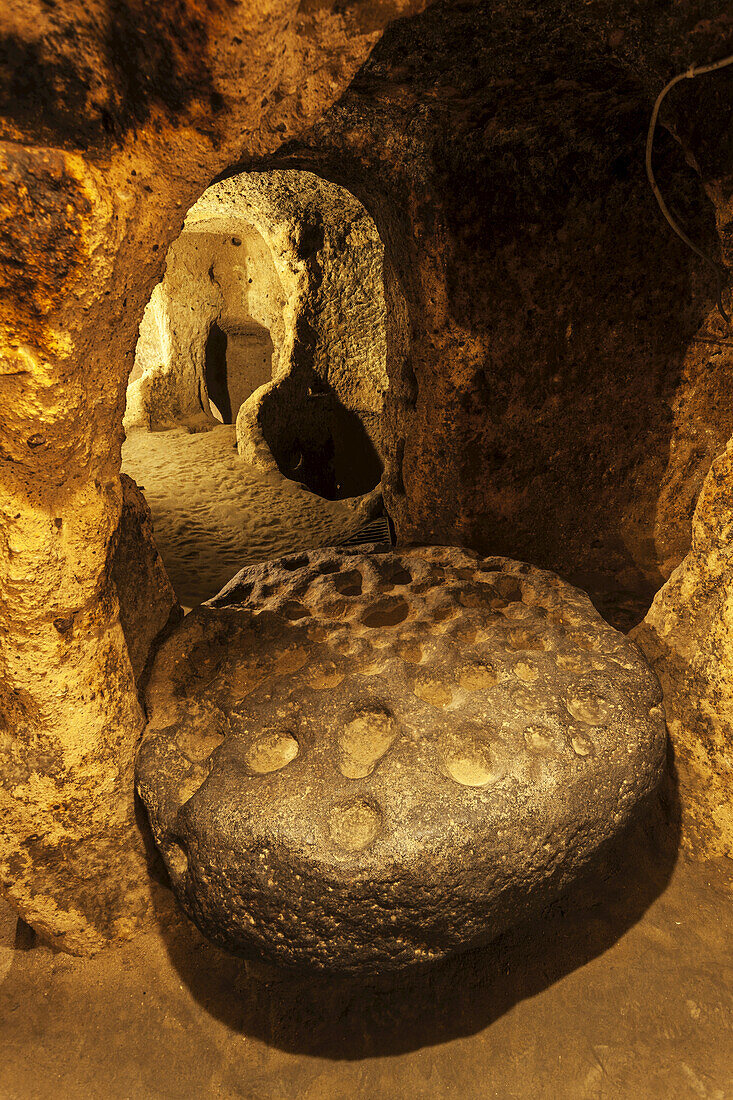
[653,314,733,579]
[126,170,389,498]
[261,3,733,627]
[634,443,733,858]
[0,0,424,951]
[111,474,182,683]
[243,1,733,853]
[633,191,733,858]
[0,478,178,954]
[137,546,666,974]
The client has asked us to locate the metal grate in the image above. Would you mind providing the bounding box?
[335,514,395,549]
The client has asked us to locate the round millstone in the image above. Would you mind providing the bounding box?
[136,546,666,974]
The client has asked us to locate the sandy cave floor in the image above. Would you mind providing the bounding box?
[0,817,731,1099]
[121,426,375,606]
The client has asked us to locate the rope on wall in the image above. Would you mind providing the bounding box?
[646,52,733,325]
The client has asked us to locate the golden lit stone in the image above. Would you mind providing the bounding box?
[329,798,382,851]
[246,730,299,773]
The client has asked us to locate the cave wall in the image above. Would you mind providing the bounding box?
[0,0,425,951]
[266,2,730,620]
[255,0,733,852]
[111,474,182,684]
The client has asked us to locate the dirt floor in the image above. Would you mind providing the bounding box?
[0,796,731,1100]
[122,426,375,605]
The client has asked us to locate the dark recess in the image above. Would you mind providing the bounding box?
[204,322,232,424]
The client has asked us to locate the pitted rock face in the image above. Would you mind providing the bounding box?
[136,546,666,974]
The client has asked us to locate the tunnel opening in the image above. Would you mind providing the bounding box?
[203,322,230,423]
[203,319,276,425]
[122,168,398,606]
[225,323,275,415]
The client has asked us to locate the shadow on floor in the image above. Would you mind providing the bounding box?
[147,740,682,1060]
[258,373,384,500]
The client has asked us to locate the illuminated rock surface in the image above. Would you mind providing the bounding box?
[137,546,666,973]
[0,0,421,952]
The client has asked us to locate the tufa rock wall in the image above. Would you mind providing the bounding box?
[0,0,424,952]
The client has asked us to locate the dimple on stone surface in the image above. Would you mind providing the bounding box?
[136,545,667,975]
[338,709,398,779]
[245,730,299,773]
[329,798,383,851]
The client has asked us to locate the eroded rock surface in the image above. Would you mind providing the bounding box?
[111,474,181,682]
[634,442,733,858]
[0,0,422,950]
[137,546,665,974]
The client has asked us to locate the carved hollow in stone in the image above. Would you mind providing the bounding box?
[136,545,666,975]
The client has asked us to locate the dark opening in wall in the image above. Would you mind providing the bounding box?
[204,320,275,424]
[204,322,231,422]
[225,322,275,417]
[267,375,384,500]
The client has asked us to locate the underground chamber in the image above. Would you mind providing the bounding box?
[2,3,733,1092]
